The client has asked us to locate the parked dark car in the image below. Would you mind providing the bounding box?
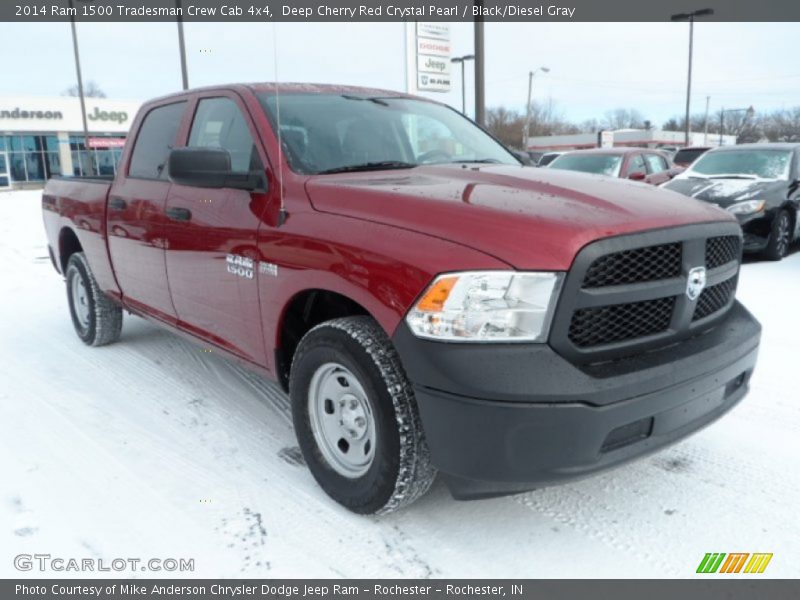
[511,149,535,165]
[673,146,712,168]
[548,148,681,185]
[663,143,800,260]
[537,151,563,166]
[526,150,545,165]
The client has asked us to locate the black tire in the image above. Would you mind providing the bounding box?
[289,316,436,514]
[763,209,792,261]
[65,252,123,346]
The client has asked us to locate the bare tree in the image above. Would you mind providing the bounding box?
[603,108,646,130]
[486,106,525,148]
[62,80,107,98]
[762,108,800,143]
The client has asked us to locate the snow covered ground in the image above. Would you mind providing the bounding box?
[1,189,798,579]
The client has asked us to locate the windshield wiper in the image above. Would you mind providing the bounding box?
[341,94,390,106]
[317,161,417,175]
[707,174,758,180]
[452,158,503,164]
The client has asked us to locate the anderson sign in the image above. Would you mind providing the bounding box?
[0,107,63,120]
[0,96,140,133]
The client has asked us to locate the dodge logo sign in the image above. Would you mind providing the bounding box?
[686,266,707,300]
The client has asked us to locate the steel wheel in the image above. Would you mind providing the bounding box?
[70,271,91,332]
[307,362,376,478]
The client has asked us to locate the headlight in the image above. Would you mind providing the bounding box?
[405,271,564,342]
[726,200,765,215]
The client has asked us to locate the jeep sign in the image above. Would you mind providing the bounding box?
[414,22,451,93]
[87,107,129,124]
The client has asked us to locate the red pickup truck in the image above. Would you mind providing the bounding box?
[42,84,761,514]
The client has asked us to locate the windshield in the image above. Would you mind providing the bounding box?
[688,149,792,180]
[548,153,623,177]
[258,93,519,174]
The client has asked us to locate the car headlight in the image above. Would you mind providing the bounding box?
[726,200,765,215]
[405,271,564,342]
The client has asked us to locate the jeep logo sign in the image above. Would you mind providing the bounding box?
[87,106,128,124]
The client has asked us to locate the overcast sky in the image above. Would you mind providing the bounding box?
[2,21,798,126]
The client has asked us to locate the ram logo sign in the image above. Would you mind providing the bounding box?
[696,552,773,574]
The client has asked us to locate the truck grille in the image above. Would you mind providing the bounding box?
[582,243,682,288]
[550,224,742,363]
[693,276,738,321]
[569,296,676,348]
[706,235,741,269]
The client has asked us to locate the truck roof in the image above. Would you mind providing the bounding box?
[143,82,423,106]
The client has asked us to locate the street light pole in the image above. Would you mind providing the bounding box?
[703,95,710,145]
[451,55,475,114]
[68,0,93,175]
[176,0,189,89]
[474,0,485,126]
[523,67,550,149]
[671,8,714,147]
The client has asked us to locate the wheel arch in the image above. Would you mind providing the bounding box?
[274,287,378,392]
[58,227,83,273]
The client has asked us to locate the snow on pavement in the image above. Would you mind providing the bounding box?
[1,189,798,578]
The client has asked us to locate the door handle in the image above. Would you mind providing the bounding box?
[108,197,126,210]
[165,207,192,221]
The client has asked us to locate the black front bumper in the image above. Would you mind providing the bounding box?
[739,212,774,252]
[393,302,760,499]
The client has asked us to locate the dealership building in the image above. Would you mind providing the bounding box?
[526,129,738,152]
[0,96,142,188]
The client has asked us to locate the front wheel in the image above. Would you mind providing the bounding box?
[289,316,436,514]
[65,252,123,346]
[763,209,792,261]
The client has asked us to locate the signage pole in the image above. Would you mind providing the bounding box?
[176,0,189,90]
[474,3,486,126]
[68,0,94,176]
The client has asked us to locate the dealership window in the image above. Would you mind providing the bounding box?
[0,134,62,183]
[70,135,126,177]
[0,153,9,187]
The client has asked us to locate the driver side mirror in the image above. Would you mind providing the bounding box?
[628,171,646,181]
[168,148,266,191]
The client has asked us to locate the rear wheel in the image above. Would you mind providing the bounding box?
[289,316,436,514]
[65,252,123,346]
[763,209,792,261]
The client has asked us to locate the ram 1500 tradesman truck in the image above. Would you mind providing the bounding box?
[42,84,761,514]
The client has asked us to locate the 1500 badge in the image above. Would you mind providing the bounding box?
[226,254,254,279]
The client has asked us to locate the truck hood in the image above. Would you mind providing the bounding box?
[663,176,788,208]
[305,164,733,270]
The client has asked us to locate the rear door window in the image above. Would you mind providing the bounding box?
[128,102,187,179]
[627,154,646,175]
[645,154,668,173]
